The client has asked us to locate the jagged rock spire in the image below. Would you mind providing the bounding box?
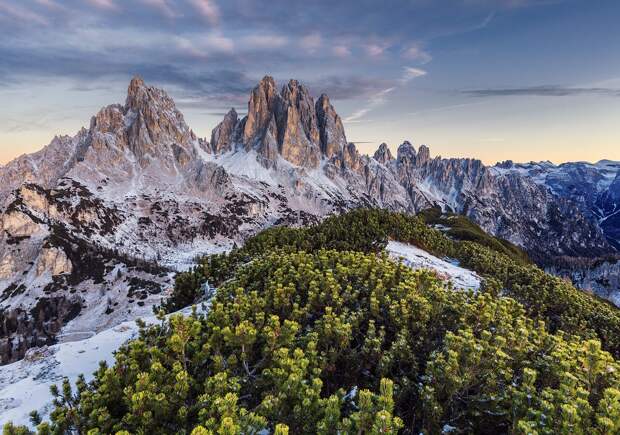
[125,75,147,110]
[210,76,349,169]
[373,143,394,165]
[278,79,321,168]
[86,76,196,172]
[243,76,280,147]
[210,108,239,154]
[316,94,347,159]
[397,141,416,163]
[417,144,431,165]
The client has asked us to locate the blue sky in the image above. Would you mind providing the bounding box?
[1,0,619,164]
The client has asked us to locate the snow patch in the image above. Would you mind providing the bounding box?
[0,305,205,427]
[386,241,481,291]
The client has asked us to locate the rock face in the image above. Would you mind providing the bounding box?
[316,94,347,159]
[373,143,394,165]
[211,76,347,169]
[493,159,620,251]
[0,75,618,363]
[210,109,239,154]
[35,248,73,277]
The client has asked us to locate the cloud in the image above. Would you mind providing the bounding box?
[345,87,395,122]
[0,2,48,25]
[343,67,426,122]
[188,0,220,25]
[140,0,178,18]
[363,42,389,58]
[86,0,118,11]
[400,67,427,84]
[300,33,322,54]
[175,33,234,59]
[462,85,620,97]
[307,75,396,100]
[241,34,289,50]
[34,0,65,11]
[402,44,432,64]
[332,45,351,58]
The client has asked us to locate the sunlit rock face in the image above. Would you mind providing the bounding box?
[0,75,618,363]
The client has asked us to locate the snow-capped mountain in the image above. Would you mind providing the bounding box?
[493,159,620,250]
[0,76,618,363]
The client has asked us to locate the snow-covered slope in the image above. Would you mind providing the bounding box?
[0,305,203,427]
[387,241,481,291]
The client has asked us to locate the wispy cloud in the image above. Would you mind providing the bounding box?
[345,67,426,122]
[345,87,395,122]
[332,45,351,58]
[401,43,432,64]
[188,0,220,25]
[241,34,289,50]
[462,85,620,97]
[363,42,390,58]
[140,0,178,18]
[86,0,118,11]
[0,2,48,25]
[400,67,427,84]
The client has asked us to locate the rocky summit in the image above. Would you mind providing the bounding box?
[0,76,619,364]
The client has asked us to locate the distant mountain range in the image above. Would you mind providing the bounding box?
[1,76,618,363]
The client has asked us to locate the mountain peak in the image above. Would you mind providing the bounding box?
[82,77,196,175]
[374,143,394,165]
[213,77,347,168]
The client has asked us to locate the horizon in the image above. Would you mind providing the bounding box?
[2,0,620,165]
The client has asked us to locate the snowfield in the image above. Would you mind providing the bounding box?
[0,305,203,427]
[386,241,481,291]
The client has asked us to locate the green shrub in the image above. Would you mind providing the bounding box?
[9,249,620,434]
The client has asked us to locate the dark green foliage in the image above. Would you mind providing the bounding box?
[161,209,452,311]
[164,209,620,361]
[8,209,620,434]
[9,249,620,434]
[418,207,530,264]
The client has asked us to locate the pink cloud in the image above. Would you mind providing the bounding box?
[364,42,389,58]
[188,0,220,25]
[332,45,351,58]
[402,44,432,64]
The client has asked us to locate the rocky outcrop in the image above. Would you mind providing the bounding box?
[278,80,322,168]
[373,143,394,165]
[1,211,43,238]
[35,247,72,277]
[212,77,347,169]
[316,94,347,159]
[210,109,239,154]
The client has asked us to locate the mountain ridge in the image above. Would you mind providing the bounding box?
[0,75,618,363]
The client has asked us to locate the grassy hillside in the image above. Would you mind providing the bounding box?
[7,209,620,434]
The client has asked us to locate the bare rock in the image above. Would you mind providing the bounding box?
[35,247,73,277]
[316,94,347,159]
[210,108,239,154]
[373,143,394,165]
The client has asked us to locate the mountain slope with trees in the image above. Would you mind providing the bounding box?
[5,209,620,434]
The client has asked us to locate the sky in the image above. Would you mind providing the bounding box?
[1,0,619,165]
